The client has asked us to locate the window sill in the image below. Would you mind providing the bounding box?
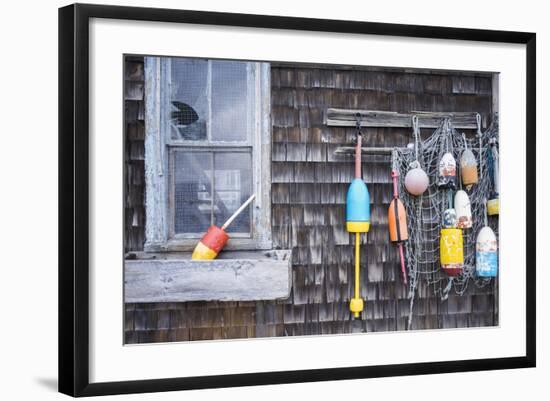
[144,238,273,253]
[124,249,291,303]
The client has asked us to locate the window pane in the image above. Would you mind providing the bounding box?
[213,152,253,234]
[170,59,208,141]
[173,151,212,234]
[211,61,250,142]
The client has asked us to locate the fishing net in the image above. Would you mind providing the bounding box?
[391,115,499,329]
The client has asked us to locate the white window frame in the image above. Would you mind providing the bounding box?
[143,57,272,252]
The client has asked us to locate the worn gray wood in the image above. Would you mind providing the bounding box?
[325,108,480,129]
[125,250,291,302]
[492,73,500,119]
[144,57,169,251]
[334,146,405,155]
[270,62,497,76]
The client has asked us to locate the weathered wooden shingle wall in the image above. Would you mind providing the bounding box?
[124,61,497,343]
[124,57,146,253]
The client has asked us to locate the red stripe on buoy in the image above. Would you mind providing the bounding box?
[200,226,229,253]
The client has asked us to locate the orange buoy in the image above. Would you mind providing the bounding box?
[460,133,478,190]
[388,170,408,284]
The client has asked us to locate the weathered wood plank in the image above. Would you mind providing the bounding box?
[325,108,480,129]
[334,146,403,155]
[125,251,292,303]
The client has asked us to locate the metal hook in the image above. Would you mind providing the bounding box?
[475,113,482,136]
[412,115,419,133]
[412,115,420,162]
[354,112,362,135]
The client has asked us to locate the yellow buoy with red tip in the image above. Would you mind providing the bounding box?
[388,170,408,285]
[192,194,256,260]
[440,190,463,276]
[440,227,464,276]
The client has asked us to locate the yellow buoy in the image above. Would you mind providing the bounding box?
[440,228,464,276]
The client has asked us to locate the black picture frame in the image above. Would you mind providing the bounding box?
[59,3,536,397]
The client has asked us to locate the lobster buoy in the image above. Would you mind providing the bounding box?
[388,170,408,285]
[440,228,464,276]
[388,197,408,242]
[454,190,472,229]
[346,122,369,318]
[438,152,457,189]
[405,116,430,196]
[192,195,256,260]
[476,226,498,277]
[405,162,429,196]
[440,188,463,276]
[487,138,499,216]
[443,208,457,228]
[346,178,370,233]
[460,147,478,190]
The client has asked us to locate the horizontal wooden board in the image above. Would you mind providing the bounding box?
[125,251,292,303]
[325,108,481,129]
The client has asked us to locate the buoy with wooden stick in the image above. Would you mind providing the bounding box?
[388,170,408,285]
[191,194,256,260]
[346,115,370,318]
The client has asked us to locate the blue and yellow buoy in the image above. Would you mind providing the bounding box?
[346,126,370,318]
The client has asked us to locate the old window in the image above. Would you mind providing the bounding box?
[143,57,272,252]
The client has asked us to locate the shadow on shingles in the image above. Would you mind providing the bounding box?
[35,377,57,392]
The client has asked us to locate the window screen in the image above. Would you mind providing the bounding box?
[211,61,249,142]
[173,151,212,234]
[167,58,255,237]
[170,59,208,141]
[172,150,252,236]
[168,59,252,143]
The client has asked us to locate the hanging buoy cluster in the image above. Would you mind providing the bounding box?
[342,113,498,319]
[394,115,498,282]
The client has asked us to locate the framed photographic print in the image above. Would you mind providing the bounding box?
[58,3,536,397]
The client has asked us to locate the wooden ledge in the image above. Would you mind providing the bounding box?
[325,108,482,129]
[124,250,292,303]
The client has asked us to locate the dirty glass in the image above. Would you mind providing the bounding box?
[173,151,212,234]
[211,61,250,142]
[172,150,252,235]
[170,59,208,141]
[213,152,253,234]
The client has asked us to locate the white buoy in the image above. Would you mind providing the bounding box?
[405,116,430,196]
[438,152,457,189]
[405,161,429,196]
[476,226,498,277]
[454,190,472,229]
